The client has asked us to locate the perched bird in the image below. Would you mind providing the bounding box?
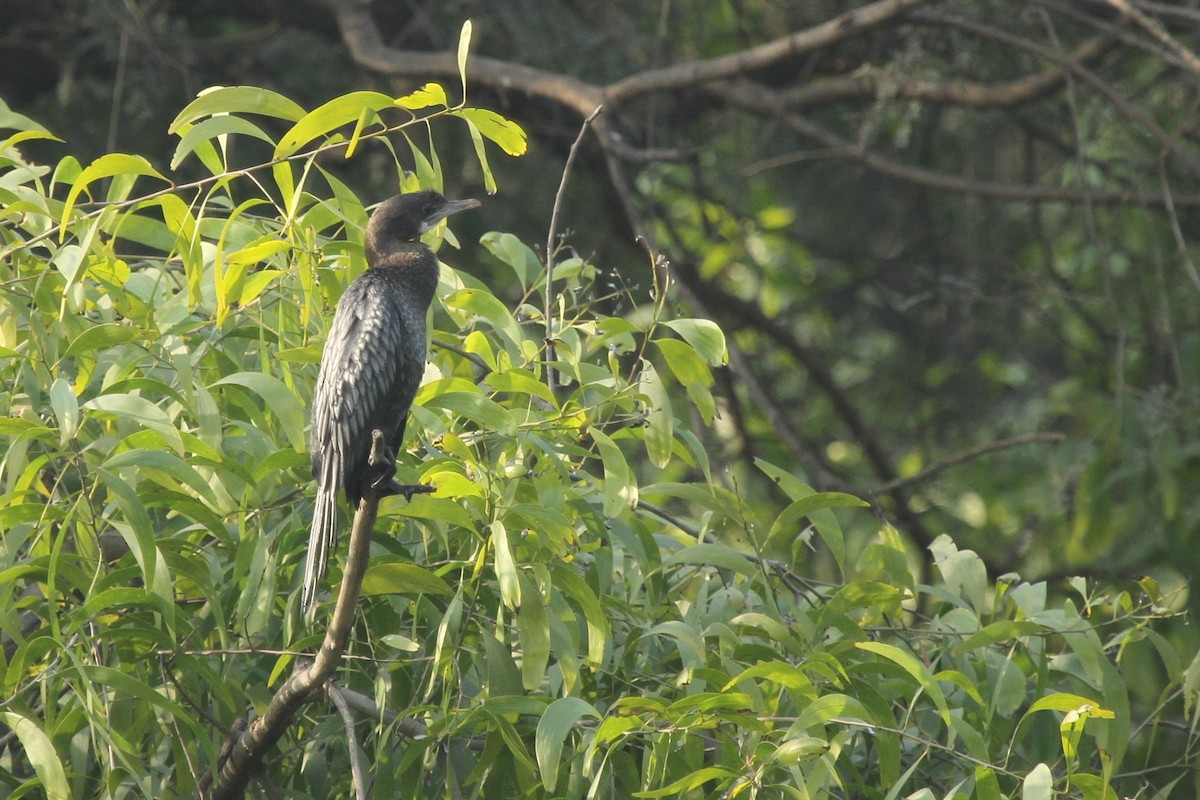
[302,190,480,613]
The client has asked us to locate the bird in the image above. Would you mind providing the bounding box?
[301,189,481,614]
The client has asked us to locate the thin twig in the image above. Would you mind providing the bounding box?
[328,683,368,800]
[544,105,603,393]
[868,432,1067,495]
[1105,0,1200,74]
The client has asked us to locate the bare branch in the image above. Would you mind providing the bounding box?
[211,433,390,799]
[328,684,368,800]
[782,36,1111,109]
[1105,0,1200,74]
[603,0,940,105]
[712,80,1200,206]
[330,0,939,114]
[912,11,1200,176]
[868,432,1067,495]
[546,105,604,393]
[328,0,602,115]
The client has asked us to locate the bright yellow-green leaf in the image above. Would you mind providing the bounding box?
[60,154,168,241]
[274,91,396,159]
[450,108,528,156]
[169,85,307,132]
[395,82,449,110]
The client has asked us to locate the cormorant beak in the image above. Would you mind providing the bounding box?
[420,197,481,233]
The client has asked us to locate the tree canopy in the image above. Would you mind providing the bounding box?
[2,2,1200,798]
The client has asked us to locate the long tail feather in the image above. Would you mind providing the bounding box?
[301,456,340,614]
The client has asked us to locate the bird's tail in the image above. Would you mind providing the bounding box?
[301,457,340,615]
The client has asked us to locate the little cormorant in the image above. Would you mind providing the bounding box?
[301,190,480,613]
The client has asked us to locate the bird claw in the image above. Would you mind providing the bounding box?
[367,429,433,501]
[378,481,436,501]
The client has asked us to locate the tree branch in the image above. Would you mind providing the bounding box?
[868,431,1067,495]
[712,80,1200,206]
[210,432,390,800]
[781,36,1111,109]
[602,0,939,105]
[330,0,937,114]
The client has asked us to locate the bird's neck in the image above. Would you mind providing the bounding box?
[369,244,440,307]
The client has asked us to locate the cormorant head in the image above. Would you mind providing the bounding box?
[366,190,481,262]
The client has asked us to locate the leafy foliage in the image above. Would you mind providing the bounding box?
[1,72,1197,800]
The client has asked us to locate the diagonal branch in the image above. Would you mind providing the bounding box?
[602,0,940,105]
[712,80,1200,206]
[330,0,939,114]
[209,432,391,800]
[781,36,1111,109]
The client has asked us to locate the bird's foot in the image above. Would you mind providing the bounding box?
[365,429,398,489]
[378,480,436,501]
[367,429,434,501]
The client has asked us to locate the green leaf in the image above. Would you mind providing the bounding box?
[361,562,454,596]
[211,372,306,451]
[957,620,1044,653]
[423,391,516,436]
[653,337,716,422]
[60,153,168,241]
[274,91,396,159]
[83,392,184,455]
[441,288,524,350]
[724,660,816,694]
[169,85,307,132]
[491,520,521,610]
[663,318,727,366]
[0,712,69,800]
[929,534,989,614]
[485,368,557,406]
[481,231,542,290]
[767,491,865,571]
[639,360,673,469]
[589,426,637,516]
[460,114,496,195]
[661,543,758,577]
[1024,693,1114,718]
[517,572,550,691]
[395,82,449,110]
[633,768,736,798]
[772,737,829,765]
[104,449,219,507]
[450,108,527,157]
[456,20,472,100]
[855,641,952,727]
[49,377,78,445]
[535,697,600,792]
[0,96,53,134]
[792,693,875,731]
[170,115,276,170]
[61,322,148,360]
[550,564,611,668]
[1022,763,1053,800]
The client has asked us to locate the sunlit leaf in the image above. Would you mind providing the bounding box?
[0,712,69,800]
[169,85,307,132]
[275,91,396,159]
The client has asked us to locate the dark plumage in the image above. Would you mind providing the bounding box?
[302,190,480,613]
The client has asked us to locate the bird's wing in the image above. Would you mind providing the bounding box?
[310,276,408,489]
